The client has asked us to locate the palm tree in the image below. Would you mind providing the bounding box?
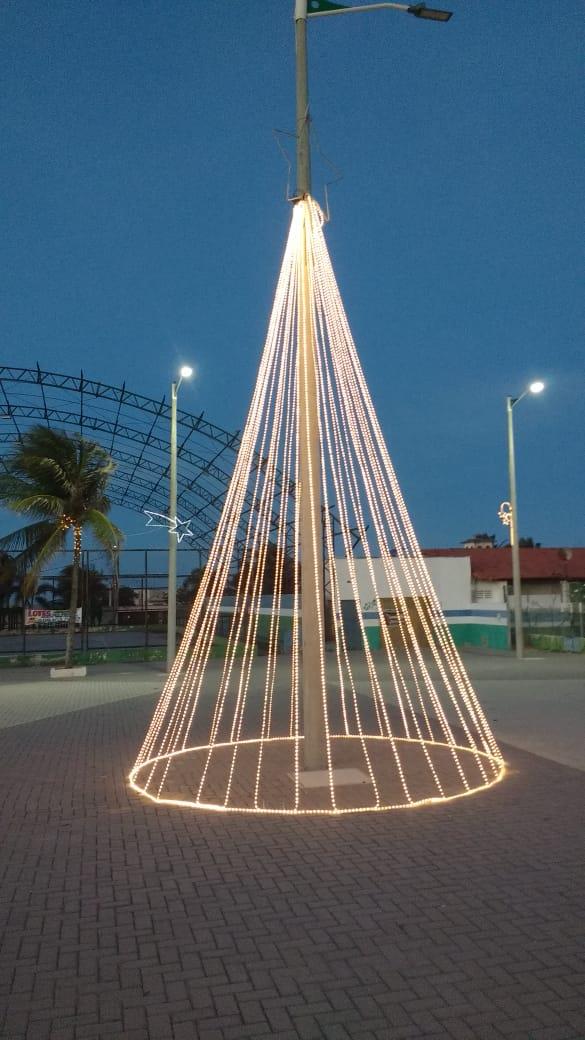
[0,426,123,668]
[36,564,110,625]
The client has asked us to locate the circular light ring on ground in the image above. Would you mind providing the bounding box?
[129,735,506,815]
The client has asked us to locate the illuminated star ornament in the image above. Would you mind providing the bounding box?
[129,198,504,815]
[498,501,513,527]
[144,510,194,543]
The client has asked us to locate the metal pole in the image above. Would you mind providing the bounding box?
[145,550,149,652]
[167,381,178,672]
[295,1,327,769]
[507,396,524,659]
[295,0,311,197]
[298,209,327,769]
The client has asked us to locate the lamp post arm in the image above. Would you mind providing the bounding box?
[308,2,411,16]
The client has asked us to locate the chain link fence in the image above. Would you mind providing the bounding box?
[0,547,207,666]
[3,550,585,663]
[524,603,585,653]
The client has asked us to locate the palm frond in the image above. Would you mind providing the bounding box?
[33,457,75,494]
[0,476,38,502]
[21,525,69,595]
[84,509,124,555]
[3,495,69,519]
[2,427,121,586]
[0,520,59,556]
[0,520,67,593]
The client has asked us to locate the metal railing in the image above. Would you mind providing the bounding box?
[0,547,207,664]
[523,604,585,653]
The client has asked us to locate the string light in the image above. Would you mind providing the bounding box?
[144,509,195,543]
[130,197,504,815]
[498,501,512,526]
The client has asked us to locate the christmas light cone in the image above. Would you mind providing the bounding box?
[129,199,505,814]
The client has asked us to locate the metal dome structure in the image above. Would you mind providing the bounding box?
[0,365,247,550]
[0,366,358,558]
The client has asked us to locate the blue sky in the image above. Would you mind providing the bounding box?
[2,0,583,548]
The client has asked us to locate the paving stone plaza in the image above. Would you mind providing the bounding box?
[1,655,584,1040]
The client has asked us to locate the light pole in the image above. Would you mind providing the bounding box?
[167,365,193,672]
[293,0,451,769]
[506,380,545,660]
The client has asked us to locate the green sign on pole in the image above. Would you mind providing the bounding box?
[307,0,349,13]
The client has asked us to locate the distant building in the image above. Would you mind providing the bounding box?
[460,533,497,549]
[423,547,585,611]
[334,554,508,651]
[333,547,585,653]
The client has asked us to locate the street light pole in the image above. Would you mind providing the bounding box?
[166,366,193,673]
[295,0,327,770]
[295,0,311,198]
[506,381,545,661]
[292,0,452,768]
[506,396,523,659]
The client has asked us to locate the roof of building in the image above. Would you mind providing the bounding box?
[422,547,585,581]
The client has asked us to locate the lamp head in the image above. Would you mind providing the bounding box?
[529,380,545,395]
[408,3,453,21]
[179,365,194,379]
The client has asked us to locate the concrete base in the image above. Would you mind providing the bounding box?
[296,767,369,789]
[50,666,87,680]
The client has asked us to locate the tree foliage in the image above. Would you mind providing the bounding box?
[36,564,109,609]
[0,426,122,665]
[231,541,297,597]
[178,566,208,606]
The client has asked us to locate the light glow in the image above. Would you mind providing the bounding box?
[529,380,545,394]
[130,197,504,815]
[180,365,194,379]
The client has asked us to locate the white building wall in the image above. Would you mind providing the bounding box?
[472,579,507,604]
[334,555,472,613]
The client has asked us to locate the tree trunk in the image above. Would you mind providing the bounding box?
[65,529,81,668]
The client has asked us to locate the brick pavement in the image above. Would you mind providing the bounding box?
[0,690,584,1040]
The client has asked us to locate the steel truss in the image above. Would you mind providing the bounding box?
[0,365,361,555]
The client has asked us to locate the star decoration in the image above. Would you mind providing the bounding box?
[498,501,513,527]
[144,510,194,543]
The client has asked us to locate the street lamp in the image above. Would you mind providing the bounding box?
[167,364,194,672]
[408,4,452,21]
[506,380,545,660]
[305,2,453,23]
[295,0,451,768]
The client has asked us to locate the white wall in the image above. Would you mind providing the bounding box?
[334,555,471,613]
[472,579,507,604]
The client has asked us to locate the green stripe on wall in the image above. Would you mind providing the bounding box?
[447,623,509,651]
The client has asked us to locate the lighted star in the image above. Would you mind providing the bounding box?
[498,501,513,527]
[143,510,194,543]
[168,516,194,543]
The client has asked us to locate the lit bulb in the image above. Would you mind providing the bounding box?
[529,380,545,394]
[180,365,194,379]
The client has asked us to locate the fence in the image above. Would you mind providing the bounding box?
[2,548,585,664]
[0,546,207,666]
[523,604,585,653]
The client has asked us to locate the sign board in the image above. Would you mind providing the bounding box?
[25,608,82,627]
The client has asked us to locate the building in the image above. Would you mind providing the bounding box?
[334,548,585,653]
[334,554,508,651]
[460,533,497,550]
[423,547,585,611]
